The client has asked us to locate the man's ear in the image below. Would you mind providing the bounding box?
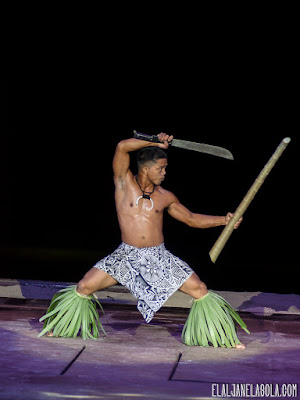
[142,166,149,176]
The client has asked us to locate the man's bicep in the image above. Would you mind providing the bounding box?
[113,142,131,182]
[167,197,193,226]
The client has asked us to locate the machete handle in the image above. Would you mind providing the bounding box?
[133,130,161,143]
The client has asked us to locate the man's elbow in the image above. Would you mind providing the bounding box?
[187,213,207,229]
[116,140,126,152]
[187,213,196,228]
[116,139,137,154]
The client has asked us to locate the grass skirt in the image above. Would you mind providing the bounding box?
[182,291,250,347]
[38,285,107,340]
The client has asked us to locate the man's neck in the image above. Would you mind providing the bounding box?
[136,173,155,193]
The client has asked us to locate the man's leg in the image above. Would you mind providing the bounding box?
[77,267,118,296]
[179,273,245,349]
[179,272,208,299]
[46,268,117,337]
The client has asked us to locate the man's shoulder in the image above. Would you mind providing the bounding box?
[156,186,177,202]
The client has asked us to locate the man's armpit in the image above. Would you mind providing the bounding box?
[113,176,126,191]
[116,176,126,190]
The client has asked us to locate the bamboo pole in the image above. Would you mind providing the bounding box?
[209,137,291,263]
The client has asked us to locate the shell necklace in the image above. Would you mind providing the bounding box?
[135,176,156,211]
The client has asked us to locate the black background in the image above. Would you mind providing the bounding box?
[0,21,298,294]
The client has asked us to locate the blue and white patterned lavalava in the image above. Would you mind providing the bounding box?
[93,242,194,323]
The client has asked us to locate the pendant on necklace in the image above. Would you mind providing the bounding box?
[135,194,154,211]
[135,176,155,211]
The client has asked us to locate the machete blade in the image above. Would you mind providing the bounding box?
[171,139,234,160]
[133,131,234,160]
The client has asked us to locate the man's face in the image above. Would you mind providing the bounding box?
[147,158,168,186]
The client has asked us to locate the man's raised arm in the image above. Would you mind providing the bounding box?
[112,134,173,184]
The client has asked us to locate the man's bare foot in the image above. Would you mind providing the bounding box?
[235,343,245,349]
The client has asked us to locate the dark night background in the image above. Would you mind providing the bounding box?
[0,25,298,295]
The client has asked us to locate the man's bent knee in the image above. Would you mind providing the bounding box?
[77,268,118,296]
[76,279,91,296]
[199,280,208,295]
[179,273,208,299]
[190,273,208,298]
[194,280,208,299]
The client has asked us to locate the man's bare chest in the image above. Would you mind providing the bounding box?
[116,184,169,217]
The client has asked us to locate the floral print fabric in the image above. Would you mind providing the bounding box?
[93,242,194,323]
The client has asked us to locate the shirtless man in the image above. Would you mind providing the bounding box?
[42,133,245,347]
[74,133,244,347]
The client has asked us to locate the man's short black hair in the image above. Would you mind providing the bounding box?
[137,147,168,170]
